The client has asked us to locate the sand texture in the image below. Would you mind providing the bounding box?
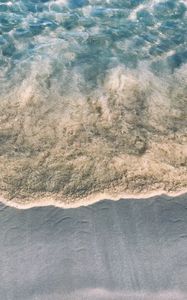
[1,67,187,206]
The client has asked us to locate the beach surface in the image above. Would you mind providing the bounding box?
[1,1,187,299]
[0,194,187,300]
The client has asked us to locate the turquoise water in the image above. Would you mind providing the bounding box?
[1,4,187,299]
[0,1,187,202]
[1,0,187,84]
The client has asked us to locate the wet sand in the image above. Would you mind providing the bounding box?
[0,193,187,300]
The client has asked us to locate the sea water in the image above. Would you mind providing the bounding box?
[0,0,187,202]
[0,2,187,299]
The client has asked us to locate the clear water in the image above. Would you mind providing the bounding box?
[1,0,187,83]
[0,3,187,298]
[0,0,187,202]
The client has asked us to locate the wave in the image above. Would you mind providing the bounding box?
[0,0,187,205]
[0,61,186,205]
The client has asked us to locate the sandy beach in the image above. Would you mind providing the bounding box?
[1,193,187,299]
[1,1,187,299]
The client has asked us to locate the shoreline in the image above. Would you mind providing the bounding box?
[0,189,187,210]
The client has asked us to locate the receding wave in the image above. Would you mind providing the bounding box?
[0,63,186,205]
[0,0,187,205]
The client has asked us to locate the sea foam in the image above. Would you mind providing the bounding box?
[0,0,187,204]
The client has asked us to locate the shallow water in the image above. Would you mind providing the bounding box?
[1,3,187,299]
[1,0,187,76]
[0,0,187,203]
[0,195,187,299]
